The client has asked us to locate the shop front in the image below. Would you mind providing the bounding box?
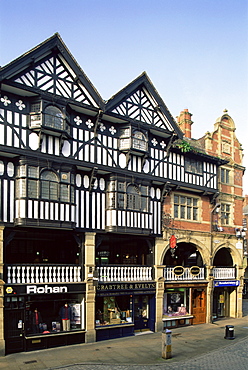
[213,280,240,320]
[95,282,156,341]
[163,283,207,329]
[4,283,86,354]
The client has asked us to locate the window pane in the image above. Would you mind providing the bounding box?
[187,197,192,206]
[50,182,58,200]
[181,205,185,219]
[28,166,38,178]
[193,198,198,207]
[28,180,38,198]
[41,182,49,199]
[60,184,69,202]
[187,206,191,219]
[174,204,179,218]
[193,208,198,220]
[174,195,179,204]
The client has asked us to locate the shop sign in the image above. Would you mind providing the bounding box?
[170,235,177,249]
[173,266,184,276]
[97,282,156,292]
[214,280,240,287]
[27,285,68,294]
[190,266,201,276]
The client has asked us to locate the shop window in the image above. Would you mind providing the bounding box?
[163,289,190,317]
[174,194,198,221]
[95,296,132,326]
[25,298,83,336]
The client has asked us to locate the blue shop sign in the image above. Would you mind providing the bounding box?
[214,280,240,287]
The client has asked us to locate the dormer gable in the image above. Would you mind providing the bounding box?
[105,72,183,140]
[0,33,104,110]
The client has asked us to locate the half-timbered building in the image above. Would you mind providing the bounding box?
[0,34,244,355]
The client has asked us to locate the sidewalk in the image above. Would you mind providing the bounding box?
[0,314,248,370]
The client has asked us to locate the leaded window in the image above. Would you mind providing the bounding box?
[174,194,198,221]
[221,203,230,225]
[185,158,203,175]
[41,171,59,200]
[220,168,230,184]
[107,180,148,212]
[44,106,64,130]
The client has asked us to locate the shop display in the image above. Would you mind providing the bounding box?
[95,296,132,326]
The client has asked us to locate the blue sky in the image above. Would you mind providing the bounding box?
[1,0,248,191]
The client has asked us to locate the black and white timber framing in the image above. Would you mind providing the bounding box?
[0,33,223,236]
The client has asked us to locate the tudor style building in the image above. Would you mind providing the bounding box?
[0,34,245,355]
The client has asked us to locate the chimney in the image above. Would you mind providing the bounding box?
[177,109,193,138]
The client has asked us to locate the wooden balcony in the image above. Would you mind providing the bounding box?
[97,266,153,282]
[164,267,205,281]
[6,264,82,284]
[212,267,236,279]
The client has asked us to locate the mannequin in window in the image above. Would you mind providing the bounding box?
[59,303,72,331]
[178,304,187,315]
[32,308,42,333]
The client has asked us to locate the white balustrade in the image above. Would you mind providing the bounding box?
[97,266,153,282]
[6,265,82,284]
[213,267,236,279]
[164,267,205,281]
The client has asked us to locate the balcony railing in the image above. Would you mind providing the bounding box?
[212,267,236,279]
[6,264,82,284]
[97,266,153,282]
[164,267,205,281]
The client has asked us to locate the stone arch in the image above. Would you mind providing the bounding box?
[162,238,206,267]
[213,243,243,267]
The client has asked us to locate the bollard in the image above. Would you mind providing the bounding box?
[224,325,235,340]
[162,329,172,359]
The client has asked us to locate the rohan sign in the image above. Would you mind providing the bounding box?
[27,285,68,294]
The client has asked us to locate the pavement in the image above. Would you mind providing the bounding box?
[1,301,248,370]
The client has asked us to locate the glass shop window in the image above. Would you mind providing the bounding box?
[163,289,190,317]
[25,298,83,336]
[95,296,133,326]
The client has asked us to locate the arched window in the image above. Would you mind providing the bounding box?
[44,106,64,130]
[41,170,59,200]
[132,131,147,151]
[127,184,140,210]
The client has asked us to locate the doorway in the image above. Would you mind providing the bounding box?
[192,288,206,324]
[134,295,151,332]
[5,309,25,354]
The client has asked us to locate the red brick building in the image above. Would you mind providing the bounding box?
[156,109,245,329]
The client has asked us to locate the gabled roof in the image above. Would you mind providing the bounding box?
[0,33,104,110]
[105,72,183,138]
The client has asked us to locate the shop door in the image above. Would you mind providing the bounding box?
[134,295,150,331]
[192,289,206,324]
[5,309,25,354]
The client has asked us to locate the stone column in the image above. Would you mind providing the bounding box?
[84,232,96,343]
[154,237,165,333]
[206,265,214,323]
[0,227,5,356]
